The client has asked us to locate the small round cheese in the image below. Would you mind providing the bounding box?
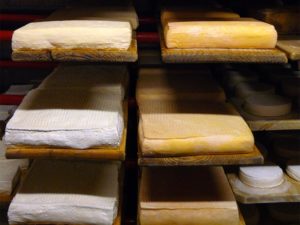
[281,77,300,97]
[235,81,275,99]
[243,94,292,117]
[286,165,300,182]
[239,166,284,188]
[268,203,300,223]
[223,70,259,91]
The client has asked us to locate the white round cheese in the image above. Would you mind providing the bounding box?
[286,165,300,182]
[235,81,275,99]
[281,77,300,97]
[239,166,284,188]
[243,94,292,117]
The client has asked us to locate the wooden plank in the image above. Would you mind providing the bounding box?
[277,36,300,61]
[231,98,300,131]
[228,173,300,204]
[160,31,288,64]
[12,35,137,63]
[6,102,128,161]
[138,145,263,166]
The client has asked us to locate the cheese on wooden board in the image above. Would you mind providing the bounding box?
[137,68,225,102]
[4,89,124,149]
[239,166,284,188]
[46,5,139,29]
[138,99,254,156]
[243,94,292,117]
[139,166,239,225]
[164,19,277,49]
[8,160,119,225]
[39,64,127,98]
[286,165,300,182]
[235,81,275,99]
[12,20,132,51]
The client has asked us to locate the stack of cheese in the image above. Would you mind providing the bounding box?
[4,64,127,149]
[8,160,119,225]
[12,1,138,52]
[162,8,278,49]
[139,166,240,225]
[0,140,28,197]
[137,68,254,157]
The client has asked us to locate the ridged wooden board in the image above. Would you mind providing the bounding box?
[160,31,288,63]
[6,102,128,161]
[138,145,263,166]
[231,98,300,131]
[228,173,300,204]
[12,34,137,62]
[277,36,300,60]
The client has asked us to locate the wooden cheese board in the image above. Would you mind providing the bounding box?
[277,36,300,60]
[231,98,300,131]
[138,145,263,166]
[6,103,128,161]
[12,34,138,63]
[160,31,288,64]
[228,173,300,204]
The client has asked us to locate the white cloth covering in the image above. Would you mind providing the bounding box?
[39,64,127,98]
[8,160,120,225]
[4,89,124,149]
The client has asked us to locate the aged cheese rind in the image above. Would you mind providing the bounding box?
[12,20,132,51]
[164,20,277,49]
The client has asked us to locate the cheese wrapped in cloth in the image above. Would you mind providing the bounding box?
[138,99,254,157]
[8,160,120,225]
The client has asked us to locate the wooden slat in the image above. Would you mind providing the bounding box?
[228,173,300,204]
[138,145,263,166]
[12,35,137,63]
[160,30,288,63]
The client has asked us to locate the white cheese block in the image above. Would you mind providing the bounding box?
[239,166,284,188]
[164,19,277,49]
[12,20,132,51]
[8,160,119,225]
[235,81,275,99]
[139,99,254,156]
[281,77,300,97]
[0,160,20,195]
[5,85,33,95]
[286,165,300,182]
[5,89,124,149]
[137,68,225,102]
[243,94,292,117]
[39,64,127,98]
[139,166,239,225]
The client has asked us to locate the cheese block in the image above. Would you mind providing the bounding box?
[161,8,240,26]
[137,68,225,102]
[239,166,284,188]
[0,160,21,195]
[4,89,124,149]
[8,160,119,225]
[286,165,300,182]
[281,77,300,98]
[164,19,277,49]
[268,203,300,223]
[139,99,254,156]
[243,94,292,117]
[46,5,138,29]
[39,64,127,98]
[235,81,275,99]
[12,20,132,51]
[139,166,239,225]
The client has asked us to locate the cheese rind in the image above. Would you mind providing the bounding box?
[12,20,132,51]
[164,20,277,49]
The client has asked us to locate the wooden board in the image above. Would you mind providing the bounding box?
[228,173,300,204]
[138,145,263,166]
[231,98,300,131]
[6,103,128,161]
[160,31,288,63]
[12,35,137,63]
[277,36,300,61]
